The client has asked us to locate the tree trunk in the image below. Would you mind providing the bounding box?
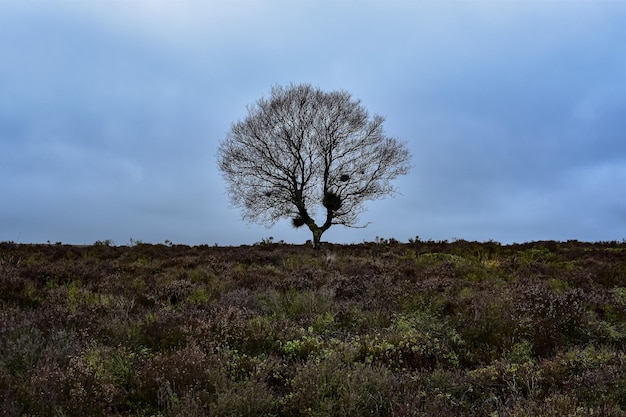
[310,227,325,250]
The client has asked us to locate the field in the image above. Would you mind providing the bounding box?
[2,239,626,416]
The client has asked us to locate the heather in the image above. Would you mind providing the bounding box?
[1,239,626,416]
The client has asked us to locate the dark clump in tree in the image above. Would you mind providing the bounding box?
[217,83,411,249]
[322,192,342,211]
[292,216,307,228]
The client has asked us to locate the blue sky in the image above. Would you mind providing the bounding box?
[1,0,625,245]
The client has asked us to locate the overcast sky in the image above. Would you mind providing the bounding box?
[1,1,625,246]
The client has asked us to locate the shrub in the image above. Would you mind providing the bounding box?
[211,377,276,417]
[456,289,520,365]
[2,240,626,415]
[136,343,226,408]
[541,346,626,409]
[56,349,127,416]
[285,356,396,417]
[357,312,463,371]
[513,283,588,356]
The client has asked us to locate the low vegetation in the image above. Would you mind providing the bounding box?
[1,238,626,416]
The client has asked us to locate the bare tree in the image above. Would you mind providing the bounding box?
[217,83,411,249]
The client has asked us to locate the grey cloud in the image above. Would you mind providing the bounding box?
[1,1,625,244]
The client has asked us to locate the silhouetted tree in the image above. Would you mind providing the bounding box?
[217,83,411,249]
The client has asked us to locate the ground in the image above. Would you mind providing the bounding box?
[1,239,626,416]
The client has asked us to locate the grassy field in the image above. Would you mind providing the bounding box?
[2,239,626,416]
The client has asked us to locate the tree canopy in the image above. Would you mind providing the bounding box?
[218,83,411,248]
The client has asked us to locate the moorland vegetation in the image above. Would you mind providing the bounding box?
[1,238,626,416]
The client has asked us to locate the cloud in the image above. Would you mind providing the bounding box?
[1,0,625,244]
